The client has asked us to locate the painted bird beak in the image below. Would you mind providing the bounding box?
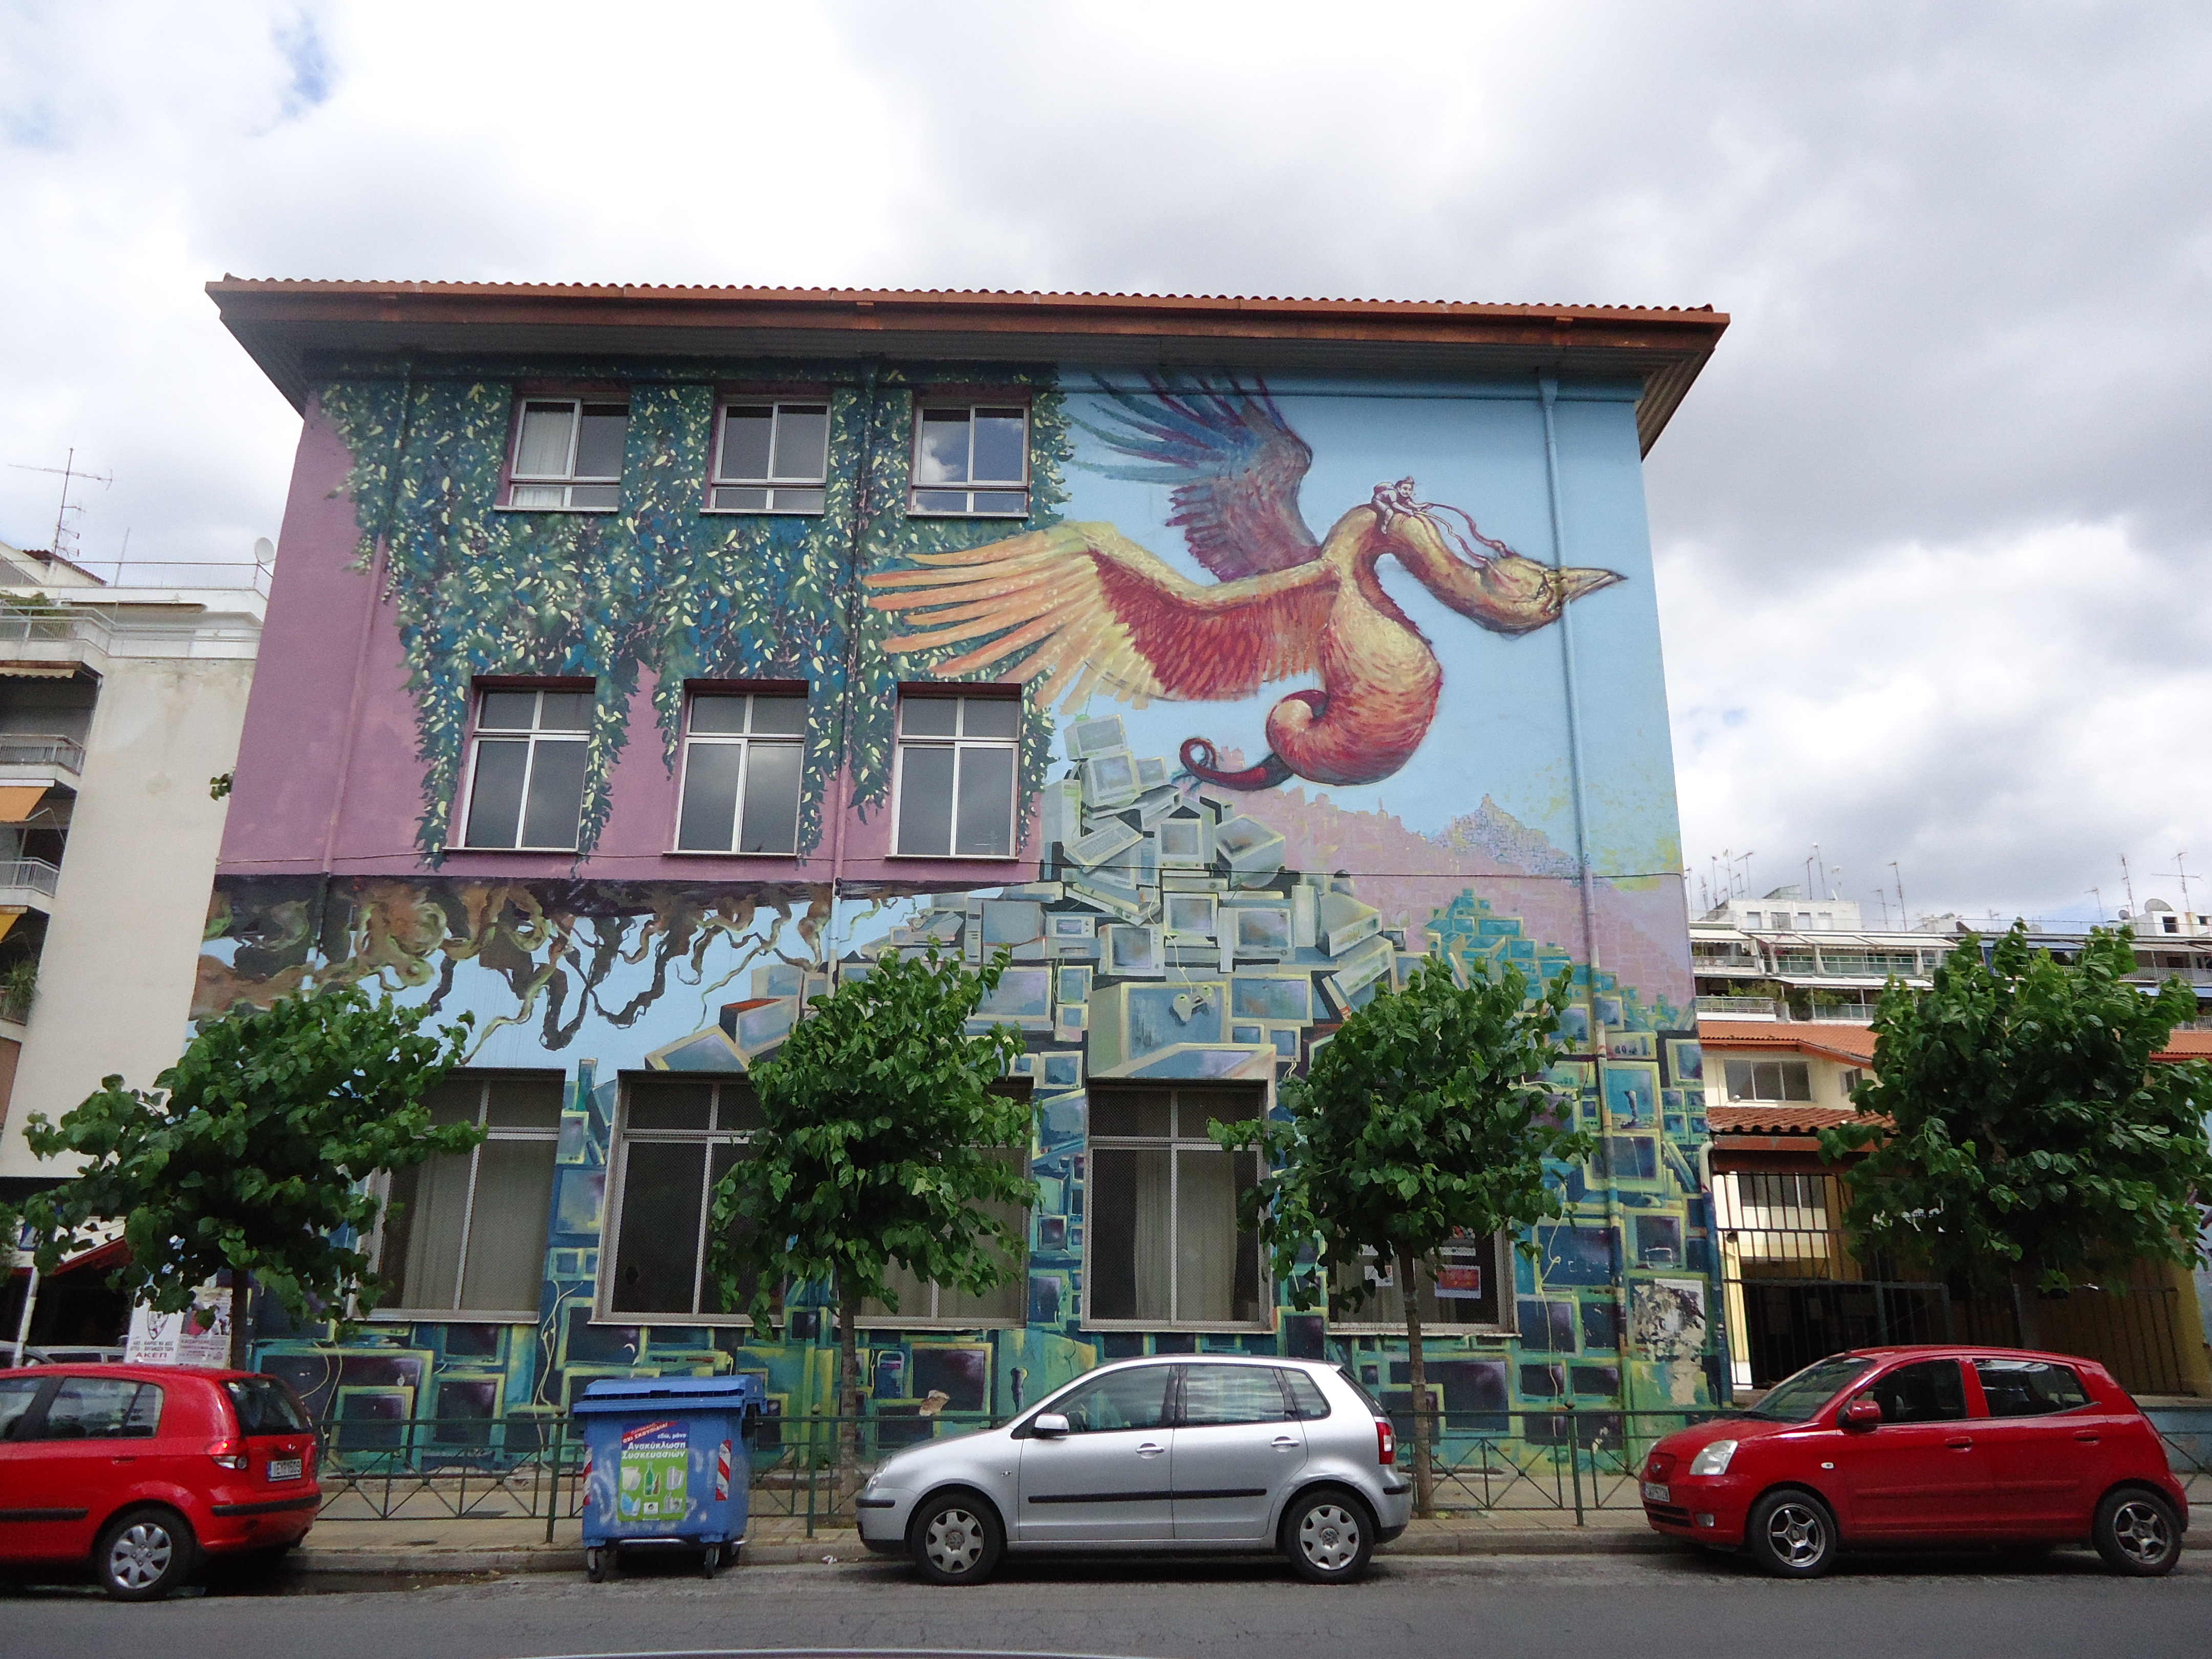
[1557,566,1626,605]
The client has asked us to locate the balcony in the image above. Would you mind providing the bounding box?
[1697,995,1783,1019]
[0,733,86,779]
[0,858,61,910]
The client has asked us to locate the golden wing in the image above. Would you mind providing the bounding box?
[865,522,1338,710]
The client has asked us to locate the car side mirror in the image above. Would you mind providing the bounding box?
[1032,1412,1070,1438]
[1842,1398,1883,1431]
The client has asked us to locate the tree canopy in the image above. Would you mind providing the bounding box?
[19,984,480,1367]
[1822,923,2212,1295]
[1216,954,1594,1511]
[708,947,1032,1443]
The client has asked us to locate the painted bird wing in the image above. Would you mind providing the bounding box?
[865,522,1338,708]
[1074,373,1320,581]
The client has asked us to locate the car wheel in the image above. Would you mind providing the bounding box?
[908,1491,1004,1586]
[96,1507,196,1602]
[1283,1487,1376,1584]
[2092,1488,2181,1577]
[1746,1488,1837,1579]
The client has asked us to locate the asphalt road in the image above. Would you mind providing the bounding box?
[5,1547,2208,1659]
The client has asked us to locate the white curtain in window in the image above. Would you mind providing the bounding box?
[392,1153,471,1310]
[1175,1148,1239,1321]
[460,1140,557,1313]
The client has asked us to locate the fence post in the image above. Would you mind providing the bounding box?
[1567,1407,1584,1526]
[545,1418,560,1544]
[805,1414,818,1539]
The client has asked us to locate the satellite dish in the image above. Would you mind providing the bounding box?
[253,537,276,565]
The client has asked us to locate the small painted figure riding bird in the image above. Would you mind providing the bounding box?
[866,376,1623,791]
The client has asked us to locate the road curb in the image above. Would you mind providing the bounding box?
[288,1528,1679,1577]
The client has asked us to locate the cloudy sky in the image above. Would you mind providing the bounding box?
[2,1,2205,928]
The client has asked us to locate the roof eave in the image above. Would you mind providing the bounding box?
[205,281,1728,453]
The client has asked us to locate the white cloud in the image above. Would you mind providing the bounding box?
[0,0,2204,919]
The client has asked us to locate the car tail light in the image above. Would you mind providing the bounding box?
[208,1436,248,1471]
[1375,1419,1396,1466]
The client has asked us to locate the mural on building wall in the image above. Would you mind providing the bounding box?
[868,377,1622,792]
[220,360,1714,1461]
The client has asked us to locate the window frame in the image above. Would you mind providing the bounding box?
[669,683,810,857]
[1322,1231,1517,1337]
[367,1070,565,1322]
[1724,1057,1814,1103]
[454,682,594,853]
[1082,1083,1269,1333]
[888,689,1022,860]
[598,1073,768,1326]
[500,396,630,512]
[705,397,833,515]
[906,399,1032,518]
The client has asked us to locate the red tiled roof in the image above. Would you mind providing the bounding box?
[1697,1019,1879,1066]
[203,279,1730,451]
[1708,1104,1866,1136]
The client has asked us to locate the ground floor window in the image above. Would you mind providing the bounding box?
[860,1146,1029,1328]
[375,1072,563,1319]
[1085,1083,1264,1327]
[604,1075,761,1320]
[1326,1231,1512,1333]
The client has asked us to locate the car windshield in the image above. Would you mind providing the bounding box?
[1742,1353,1880,1421]
[225,1376,310,1434]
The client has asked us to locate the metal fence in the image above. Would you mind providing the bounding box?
[307,1397,2210,1539]
[0,858,59,896]
[0,734,84,772]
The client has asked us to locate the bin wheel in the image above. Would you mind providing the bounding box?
[700,1543,721,1579]
[586,1546,607,1583]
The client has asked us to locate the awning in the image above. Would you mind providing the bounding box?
[0,785,49,823]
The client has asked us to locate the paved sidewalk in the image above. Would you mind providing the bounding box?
[291,1506,1671,1577]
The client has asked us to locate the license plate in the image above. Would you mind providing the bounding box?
[267,1457,304,1482]
[1642,1482,1670,1503]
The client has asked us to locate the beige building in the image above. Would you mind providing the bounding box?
[0,541,263,1191]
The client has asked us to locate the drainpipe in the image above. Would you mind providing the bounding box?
[1537,373,1635,1419]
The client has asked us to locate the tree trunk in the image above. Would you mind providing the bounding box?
[1398,1245,1433,1517]
[226,1274,251,1373]
[837,1281,864,1496]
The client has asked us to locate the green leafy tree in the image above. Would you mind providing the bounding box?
[1214,957,1594,1515]
[708,947,1032,1477]
[19,984,481,1369]
[1822,924,2212,1307]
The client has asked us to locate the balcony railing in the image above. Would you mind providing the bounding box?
[0,734,84,773]
[0,858,60,896]
[1695,995,1782,1018]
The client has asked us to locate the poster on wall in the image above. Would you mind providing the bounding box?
[124,1288,231,1366]
[1630,1278,1709,1362]
[617,1419,690,1522]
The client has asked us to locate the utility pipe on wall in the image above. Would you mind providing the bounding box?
[1536,373,1636,1417]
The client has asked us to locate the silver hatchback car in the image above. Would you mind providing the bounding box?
[855,1355,1412,1584]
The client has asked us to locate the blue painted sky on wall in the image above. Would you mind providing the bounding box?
[1054,376,1682,877]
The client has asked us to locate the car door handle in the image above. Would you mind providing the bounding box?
[1945,1437,1972,1450]
[2073,1433,2100,1444]
[1272,1436,1299,1451]
[1135,1441,1166,1458]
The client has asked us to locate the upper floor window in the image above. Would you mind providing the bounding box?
[374,1073,563,1319]
[507,398,629,510]
[909,402,1028,516]
[676,691,806,855]
[710,401,830,514]
[462,685,591,851]
[891,692,1018,858]
[1725,1058,1813,1102]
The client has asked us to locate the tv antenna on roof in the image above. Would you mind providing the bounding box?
[7,448,112,561]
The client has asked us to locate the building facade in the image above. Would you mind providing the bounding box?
[203,282,1729,1448]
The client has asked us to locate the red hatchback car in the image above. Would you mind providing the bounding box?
[1644,1346,2189,1578]
[0,1364,320,1599]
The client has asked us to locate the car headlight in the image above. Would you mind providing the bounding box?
[1689,1439,1738,1477]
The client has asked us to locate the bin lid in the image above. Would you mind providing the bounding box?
[572,1374,765,1416]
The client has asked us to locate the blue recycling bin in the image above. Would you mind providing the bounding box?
[572,1374,764,1580]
